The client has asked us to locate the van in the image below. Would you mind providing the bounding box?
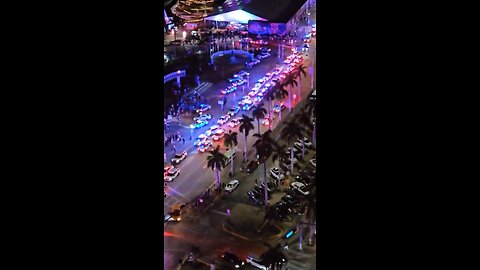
[224,148,236,167]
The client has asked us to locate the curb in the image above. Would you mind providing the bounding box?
[222,222,284,242]
[222,223,260,241]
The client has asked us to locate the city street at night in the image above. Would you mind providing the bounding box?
[164,1,317,269]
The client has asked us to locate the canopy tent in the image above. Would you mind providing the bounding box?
[204,9,267,24]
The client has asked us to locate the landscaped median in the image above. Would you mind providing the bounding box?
[221,203,284,241]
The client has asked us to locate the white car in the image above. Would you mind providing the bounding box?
[236,70,249,77]
[273,105,286,113]
[233,79,246,86]
[205,125,220,136]
[260,86,269,93]
[257,78,266,84]
[196,104,212,113]
[290,181,309,196]
[298,137,313,147]
[193,114,211,121]
[265,73,273,80]
[193,137,206,146]
[294,140,312,149]
[254,83,262,89]
[212,129,225,141]
[248,89,259,97]
[227,106,240,116]
[164,167,180,182]
[228,118,241,127]
[217,115,230,125]
[262,117,274,126]
[225,180,240,193]
[270,167,285,180]
[171,151,187,164]
[309,159,316,168]
[273,68,282,75]
[198,141,213,152]
[254,96,263,104]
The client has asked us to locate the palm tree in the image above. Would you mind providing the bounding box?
[302,99,317,146]
[264,89,276,130]
[273,84,288,121]
[271,144,289,172]
[293,64,307,100]
[253,130,278,208]
[223,130,238,176]
[251,103,267,132]
[206,145,226,190]
[296,109,314,158]
[282,74,298,112]
[280,121,305,174]
[239,114,254,162]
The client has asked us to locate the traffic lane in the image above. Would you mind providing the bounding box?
[165,52,312,203]
[164,152,214,215]
[165,217,269,268]
[164,54,283,161]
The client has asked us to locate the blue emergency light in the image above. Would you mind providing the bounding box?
[284,229,296,239]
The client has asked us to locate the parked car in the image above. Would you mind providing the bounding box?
[213,130,225,141]
[235,70,249,77]
[198,141,213,152]
[225,180,240,193]
[221,86,237,94]
[205,125,220,136]
[302,43,309,52]
[190,119,208,129]
[217,115,230,125]
[273,104,286,113]
[227,76,242,83]
[290,181,310,196]
[164,164,174,177]
[270,167,285,180]
[164,167,180,182]
[247,191,262,205]
[233,79,246,86]
[265,72,273,80]
[297,137,313,147]
[227,106,240,116]
[193,137,206,146]
[195,104,212,113]
[248,89,259,97]
[228,117,241,128]
[171,151,187,164]
[242,103,253,111]
[193,114,211,121]
[246,160,259,174]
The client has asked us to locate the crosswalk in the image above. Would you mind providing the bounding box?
[190,82,212,96]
